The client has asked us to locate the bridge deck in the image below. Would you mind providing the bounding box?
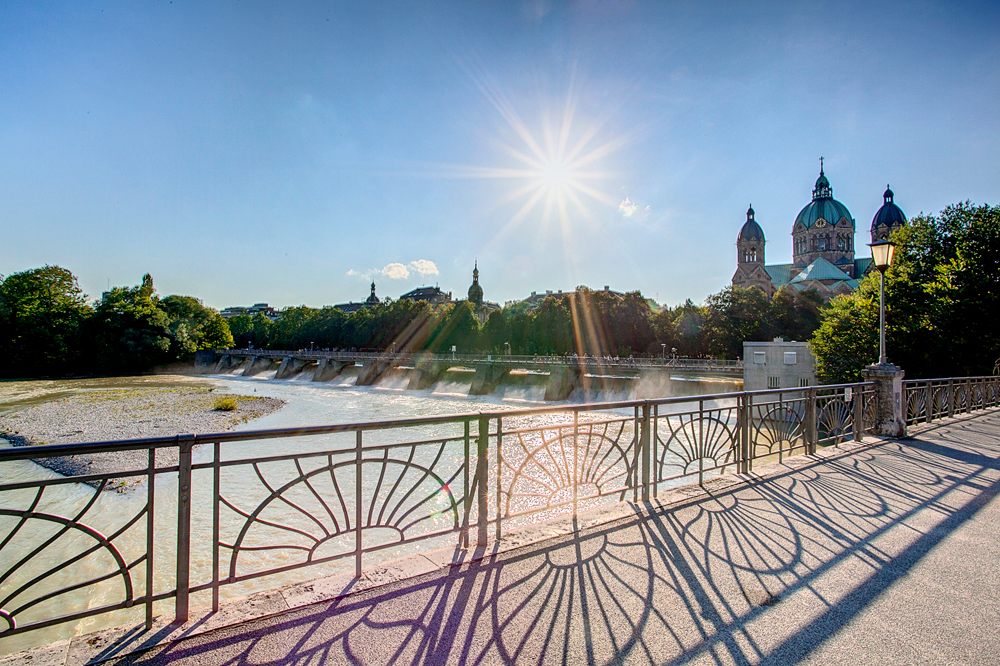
[31,409,1000,666]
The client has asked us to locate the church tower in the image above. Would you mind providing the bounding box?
[870,185,907,243]
[365,281,379,306]
[467,261,484,307]
[732,205,774,296]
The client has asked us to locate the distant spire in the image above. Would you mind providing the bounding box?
[819,156,824,174]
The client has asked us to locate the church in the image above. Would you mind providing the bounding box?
[732,163,907,300]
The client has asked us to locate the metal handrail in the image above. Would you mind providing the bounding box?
[0,379,897,640]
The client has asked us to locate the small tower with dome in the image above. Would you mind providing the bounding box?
[732,205,774,296]
[870,185,907,243]
[365,281,379,307]
[467,261,484,307]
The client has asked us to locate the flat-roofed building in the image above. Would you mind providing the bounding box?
[743,338,816,391]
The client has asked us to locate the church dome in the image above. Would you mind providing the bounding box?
[793,168,855,231]
[738,205,765,241]
[871,185,907,230]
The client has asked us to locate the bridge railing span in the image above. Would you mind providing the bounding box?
[0,382,874,640]
[215,349,743,370]
[903,376,1000,426]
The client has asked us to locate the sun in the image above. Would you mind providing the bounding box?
[540,159,572,192]
[439,64,628,245]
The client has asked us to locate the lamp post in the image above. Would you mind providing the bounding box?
[868,239,896,365]
[661,343,666,363]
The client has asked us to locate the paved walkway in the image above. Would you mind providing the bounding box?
[95,411,1000,665]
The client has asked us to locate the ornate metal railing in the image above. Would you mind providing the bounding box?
[1,383,875,641]
[903,376,1000,426]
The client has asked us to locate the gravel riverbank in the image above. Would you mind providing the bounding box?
[0,386,285,489]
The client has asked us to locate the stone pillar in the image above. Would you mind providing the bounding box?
[862,363,907,437]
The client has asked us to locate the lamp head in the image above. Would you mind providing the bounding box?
[868,239,896,272]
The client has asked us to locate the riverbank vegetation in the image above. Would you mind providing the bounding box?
[812,202,1000,382]
[0,270,233,377]
[3,201,995,383]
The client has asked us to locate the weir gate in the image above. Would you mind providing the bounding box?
[199,349,743,401]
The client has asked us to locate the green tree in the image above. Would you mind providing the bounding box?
[89,274,172,373]
[772,287,824,342]
[228,312,274,349]
[811,202,1000,382]
[701,286,776,359]
[160,295,233,356]
[0,265,92,377]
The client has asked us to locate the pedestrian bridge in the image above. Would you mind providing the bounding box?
[4,375,998,665]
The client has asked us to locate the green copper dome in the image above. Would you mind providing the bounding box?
[793,168,855,231]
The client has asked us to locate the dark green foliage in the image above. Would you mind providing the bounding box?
[0,265,92,376]
[0,269,235,378]
[811,202,1000,382]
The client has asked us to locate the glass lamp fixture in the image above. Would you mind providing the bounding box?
[869,239,896,272]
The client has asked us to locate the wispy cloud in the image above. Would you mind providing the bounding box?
[618,197,650,218]
[345,269,358,276]
[409,259,439,276]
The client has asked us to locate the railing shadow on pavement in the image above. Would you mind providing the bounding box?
[101,409,1000,666]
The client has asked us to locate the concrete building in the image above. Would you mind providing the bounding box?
[732,163,907,300]
[220,303,279,320]
[743,338,816,391]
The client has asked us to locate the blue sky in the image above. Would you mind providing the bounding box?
[2,1,998,310]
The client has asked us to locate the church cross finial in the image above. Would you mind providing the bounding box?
[819,156,824,173]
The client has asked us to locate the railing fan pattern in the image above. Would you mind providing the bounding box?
[903,376,1000,426]
[5,378,963,643]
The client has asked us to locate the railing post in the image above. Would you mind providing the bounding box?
[355,431,363,578]
[745,393,754,472]
[805,388,817,455]
[853,386,863,441]
[925,384,933,423]
[174,435,194,624]
[461,420,470,548]
[477,415,489,547]
[948,379,955,417]
[640,402,651,502]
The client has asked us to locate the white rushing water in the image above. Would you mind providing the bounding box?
[0,371,740,654]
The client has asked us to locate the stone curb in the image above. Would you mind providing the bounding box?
[1,435,889,666]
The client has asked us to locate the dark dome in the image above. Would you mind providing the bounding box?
[738,205,765,241]
[793,168,855,230]
[871,184,907,230]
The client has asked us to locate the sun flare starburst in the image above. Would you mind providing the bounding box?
[438,64,630,246]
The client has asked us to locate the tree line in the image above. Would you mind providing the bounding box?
[227,285,823,361]
[0,270,232,377]
[3,200,995,381]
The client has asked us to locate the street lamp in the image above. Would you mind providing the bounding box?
[868,239,896,365]
[661,343,666,361]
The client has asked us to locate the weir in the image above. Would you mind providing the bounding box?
[201,349,743,400]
